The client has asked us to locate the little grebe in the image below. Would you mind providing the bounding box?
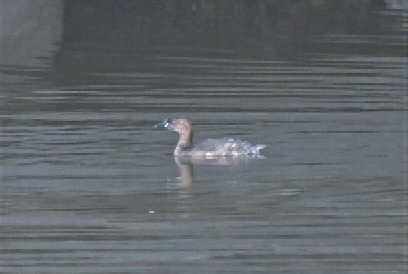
[155,118,266,156]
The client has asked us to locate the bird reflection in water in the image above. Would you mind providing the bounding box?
[173,154,264,187]
[172,154,266,212]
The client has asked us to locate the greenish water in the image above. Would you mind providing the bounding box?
[1,38,407,273]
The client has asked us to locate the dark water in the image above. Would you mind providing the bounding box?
[1,39,407,273]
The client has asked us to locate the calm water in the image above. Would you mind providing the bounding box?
[1,42,407,272]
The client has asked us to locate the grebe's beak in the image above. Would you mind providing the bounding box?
[154,121,169,129]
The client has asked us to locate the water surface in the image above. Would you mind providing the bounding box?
[1,42,407,273]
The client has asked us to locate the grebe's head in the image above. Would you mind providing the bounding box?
[155,118,192,134]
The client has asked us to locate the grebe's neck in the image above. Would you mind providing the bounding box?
[174,128,193,155]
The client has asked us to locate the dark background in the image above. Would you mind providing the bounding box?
[62,0,389,50]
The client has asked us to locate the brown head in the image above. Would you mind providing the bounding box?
[155,118,193,150]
